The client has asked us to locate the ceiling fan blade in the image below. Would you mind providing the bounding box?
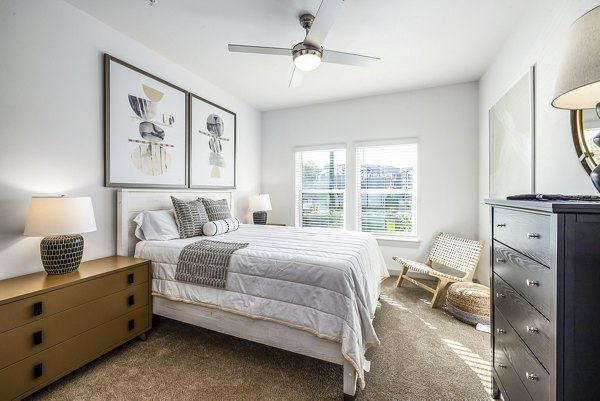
[289,67,304,88]
[228,44,292,57]
[304,0,344,48]
[322,49,381,67]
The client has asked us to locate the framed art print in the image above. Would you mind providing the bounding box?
[489,65,535,198]
[105,54,188,188]
[189,93,236,188]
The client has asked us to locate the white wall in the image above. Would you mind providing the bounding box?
[478,0,600,284]
[262,83,480,274]
[0,0,261,280]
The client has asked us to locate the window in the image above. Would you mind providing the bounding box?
[356,142,417,237]
[295,148,346,228]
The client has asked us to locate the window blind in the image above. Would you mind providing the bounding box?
[295,148,346,228]
[355,143,417,237]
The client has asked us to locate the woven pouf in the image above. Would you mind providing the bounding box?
[446,282,490,326]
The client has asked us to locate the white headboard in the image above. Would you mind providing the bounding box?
[117,189,233,257]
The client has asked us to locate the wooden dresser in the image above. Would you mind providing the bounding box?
[486,199,600,401]
[0,256,151,400]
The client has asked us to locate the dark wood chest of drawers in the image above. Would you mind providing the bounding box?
[486,199,600,401]
[0,256,151,400]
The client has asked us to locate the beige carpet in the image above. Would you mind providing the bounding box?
[27,279,491,401]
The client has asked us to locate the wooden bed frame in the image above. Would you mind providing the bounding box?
[116,189,359,399]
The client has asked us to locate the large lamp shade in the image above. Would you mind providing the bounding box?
[552,5,600,110]
[24,196,97,275]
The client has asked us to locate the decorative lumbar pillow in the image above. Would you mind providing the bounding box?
[171,196,209,238]
[202,198,232,221]
[133,209,180,241]
[202,218,241,236]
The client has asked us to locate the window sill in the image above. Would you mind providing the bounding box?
[373,235,420,246]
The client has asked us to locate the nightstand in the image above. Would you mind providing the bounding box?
[0,256,151,400]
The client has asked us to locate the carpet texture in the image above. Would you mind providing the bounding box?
[26,279,491,401]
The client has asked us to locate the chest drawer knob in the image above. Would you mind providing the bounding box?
[128,295,135,306]
[496,292,506,298]
[526,326,540,333]
[496,328,507,334]
[127,273,135,284]
[33,301,43,316]
[526,279,540,287]
[33,363,43,378]
[525,372,539,381]
[526,233,541,239]
[128,319,135,331]
[495,258,506,263]
[33,330,43,346]
[497,363,507,369]
[497,223,506,227]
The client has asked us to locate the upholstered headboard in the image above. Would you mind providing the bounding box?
[117,189,233,257]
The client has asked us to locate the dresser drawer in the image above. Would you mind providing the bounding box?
[493,242,552,318]
[493,207,552,267]
[0,264,148,334]
[0,283,148,370]
[0,306,149,401]
[495,308,550,401]
[494,346,533,401]
[494,275,551,371]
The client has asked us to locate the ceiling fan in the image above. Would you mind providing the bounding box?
[228,0,380,88]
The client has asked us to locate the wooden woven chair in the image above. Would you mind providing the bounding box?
[392,232,484,308]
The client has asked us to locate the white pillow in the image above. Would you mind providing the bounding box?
[202,217,241,236]
[133,210,180,241]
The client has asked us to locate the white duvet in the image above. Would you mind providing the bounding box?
[135,224,389,387]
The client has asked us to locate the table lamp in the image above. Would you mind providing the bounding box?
[552,5,600,192]
[24,196,97,275]
[249,194,272,224]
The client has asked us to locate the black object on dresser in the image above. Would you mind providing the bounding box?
[486,199,600,401]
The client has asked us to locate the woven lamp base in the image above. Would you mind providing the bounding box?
[40,234,84,275]
[253,211,267,225]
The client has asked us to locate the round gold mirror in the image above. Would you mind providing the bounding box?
[571,109,600,174]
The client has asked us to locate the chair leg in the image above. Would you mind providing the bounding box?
[430,279,450,308]
[395,266,409,288]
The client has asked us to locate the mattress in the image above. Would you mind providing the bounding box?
[135,223,389,387]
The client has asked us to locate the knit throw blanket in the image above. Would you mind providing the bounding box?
[175,240,249,288]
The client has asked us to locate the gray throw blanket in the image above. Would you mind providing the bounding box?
[175,240,249,288]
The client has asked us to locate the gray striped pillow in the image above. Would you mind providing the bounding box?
[171,196,209,238]
[202,198,232,221]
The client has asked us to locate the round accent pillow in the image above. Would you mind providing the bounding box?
[202,217,240,236]
[446,282,490,326]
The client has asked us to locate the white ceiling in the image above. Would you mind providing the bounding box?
[67,0,528,111]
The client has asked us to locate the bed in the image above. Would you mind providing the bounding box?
[117,189,389,399]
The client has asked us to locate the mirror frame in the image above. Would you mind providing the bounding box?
[571,109,599,174]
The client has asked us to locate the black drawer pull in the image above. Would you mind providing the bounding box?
[495,258,506,263]
[497,223,506,227]
[525,372,539,381]
[496,328,506,334]
[33,301,43,316]
[526,233,540,239]
[496,292,506,298]
[128,319,135,331]
[33,363,43,378]
[128,295,135,306]
[128,273,134,284]
[526,279,540,287]
[33,330,43,346]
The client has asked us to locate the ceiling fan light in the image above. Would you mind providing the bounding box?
[293,48,322,71]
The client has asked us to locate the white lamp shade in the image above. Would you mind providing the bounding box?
[294,53,321,71]
[248,194,272,212]
[552,5,600,110]
[24,196,97,237]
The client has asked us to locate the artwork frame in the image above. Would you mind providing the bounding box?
[104,54,189,188]
[489,65,536,198]
[189,93,237,189]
